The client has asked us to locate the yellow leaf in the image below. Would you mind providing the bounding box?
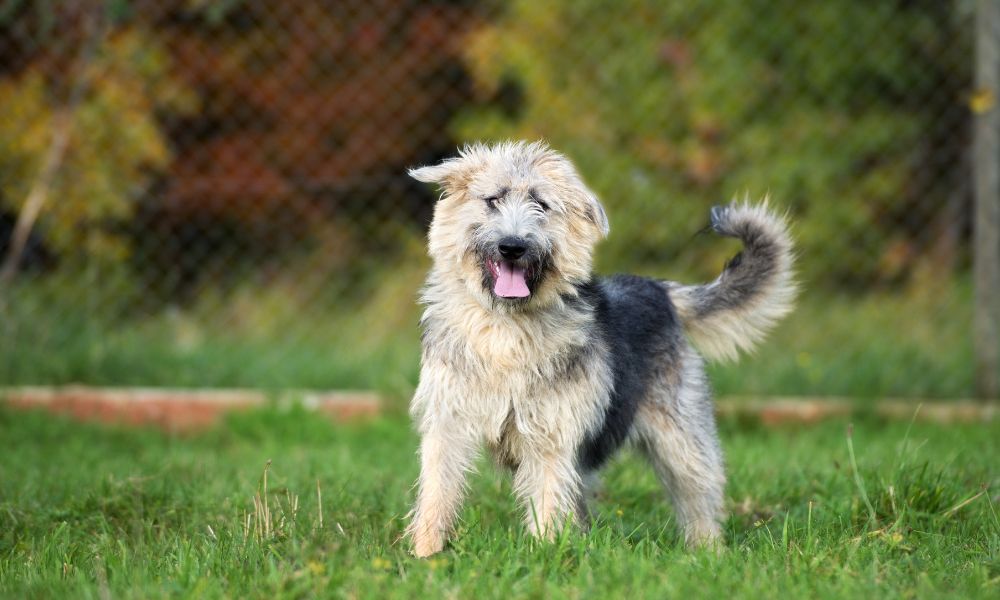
[969,88,996,114]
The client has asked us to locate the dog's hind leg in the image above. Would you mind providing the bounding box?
[635,354,725,548]
[407,424,479,558]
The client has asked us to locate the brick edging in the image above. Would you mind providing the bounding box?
[716,396,997,424]
[1,386,380,431]
[2,387,996,431]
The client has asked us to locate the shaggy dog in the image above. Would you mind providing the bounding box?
[405,141,795,557]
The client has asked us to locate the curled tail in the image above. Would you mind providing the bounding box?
[667,201,797,362]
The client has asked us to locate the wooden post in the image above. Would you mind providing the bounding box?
[974,0,1000,400]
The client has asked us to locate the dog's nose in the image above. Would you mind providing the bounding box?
[498,237,527,260]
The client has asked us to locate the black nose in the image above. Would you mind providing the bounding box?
[498,237,527,260]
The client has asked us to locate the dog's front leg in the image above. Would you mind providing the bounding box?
[513,449,584,539]
[407,424,478,558]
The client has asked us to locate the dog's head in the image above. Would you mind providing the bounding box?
[410,141,609,310]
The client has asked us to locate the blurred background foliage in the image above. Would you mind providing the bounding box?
[0,0,983,398]
[457,0,971,285]
[0,18,195,263]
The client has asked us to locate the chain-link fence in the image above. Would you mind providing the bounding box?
[0,1,994,399]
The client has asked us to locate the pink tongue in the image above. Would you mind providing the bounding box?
[494,262,530,298]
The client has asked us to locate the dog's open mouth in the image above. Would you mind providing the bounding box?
[487,259,531,298]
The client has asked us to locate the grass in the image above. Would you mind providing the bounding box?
[0,406,997,598]
[0,272,978,399]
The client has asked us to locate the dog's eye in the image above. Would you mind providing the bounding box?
[483,189,506,210]
[528,190,550,211]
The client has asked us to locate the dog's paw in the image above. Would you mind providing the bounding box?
[411,538,444,559]
[683,520,724,554]
[408,525,445,558]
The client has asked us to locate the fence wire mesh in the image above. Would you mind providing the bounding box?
[0,1,991,398]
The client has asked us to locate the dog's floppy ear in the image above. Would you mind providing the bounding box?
[408,157,474,195]
[581,189,610,238]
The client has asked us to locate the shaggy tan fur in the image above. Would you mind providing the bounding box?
[405,141,795,558]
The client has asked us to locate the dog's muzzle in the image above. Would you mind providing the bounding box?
[487,236,535,299]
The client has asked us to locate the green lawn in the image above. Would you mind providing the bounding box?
[1,407,997,598]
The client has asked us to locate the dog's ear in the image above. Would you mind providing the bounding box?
[582,189,610,238]
[408,157,475,195]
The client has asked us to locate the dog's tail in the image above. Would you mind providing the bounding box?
[666,201,796,362]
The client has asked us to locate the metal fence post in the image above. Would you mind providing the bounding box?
[974,0,1000,400]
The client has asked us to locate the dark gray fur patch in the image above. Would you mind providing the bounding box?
[575,275,683,470]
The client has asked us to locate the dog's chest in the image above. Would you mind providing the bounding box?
[457,354,573,442]
[466,314,587,372]
[421,305,611,445]
[457,336,610,451]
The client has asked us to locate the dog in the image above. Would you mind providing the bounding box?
[405,141,795,558]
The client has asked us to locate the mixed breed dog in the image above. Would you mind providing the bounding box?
[405,141,796,557]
